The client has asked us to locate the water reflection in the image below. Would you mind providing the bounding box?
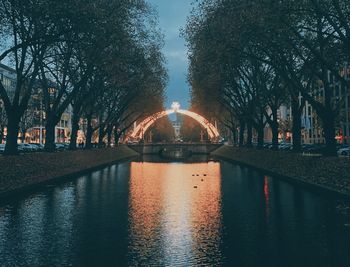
[0,159,349,266]
[128,161,222,266]
[264,176,270,220]
[219,161,350,267]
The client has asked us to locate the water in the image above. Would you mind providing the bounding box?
[0,157,350,266]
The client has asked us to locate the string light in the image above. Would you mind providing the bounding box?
[130,107,220,139]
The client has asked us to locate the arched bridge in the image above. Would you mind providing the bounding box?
[129,104,220,141]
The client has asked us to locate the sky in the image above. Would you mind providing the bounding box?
[147,0,193,110]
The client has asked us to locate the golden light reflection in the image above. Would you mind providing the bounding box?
[128,161,222,265]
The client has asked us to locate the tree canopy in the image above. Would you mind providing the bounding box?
[185,0,350,155]
[0,0,167,154]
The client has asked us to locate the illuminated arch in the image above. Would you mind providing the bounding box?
[130,109,220,140]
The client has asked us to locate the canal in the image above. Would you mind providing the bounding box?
[0,157,349,266]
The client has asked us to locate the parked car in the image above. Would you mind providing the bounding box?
[263,143,272,148]
[18,143,37,153]
[29,143,44,151]
[337,147,350,157]
[55,143,69,151]
[0,144,5,154]
[302,144,318,153]
[302,144,327,154]
[279,143,292,150]
[337,144,349,150]
[127,140,140,145]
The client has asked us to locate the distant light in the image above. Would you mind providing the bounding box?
[171,102,180,112]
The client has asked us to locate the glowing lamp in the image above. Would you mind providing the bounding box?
[171,102,180,112]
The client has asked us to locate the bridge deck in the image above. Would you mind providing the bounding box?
[128,143,223,155]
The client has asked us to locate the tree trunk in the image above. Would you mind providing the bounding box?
[231,127,237,145]
[257,125,264,149]
[85,115,93,149]
[69,111,80,150]
[114,127,121,145]
[239,120,245,147]
[107,126,113,147]
[246,122,253,146]
[21,129,27,143]
[321,112,337,156]
[98,126,105,147]
[271,107,279,150]
[282,130,287,143]
[291,101,302,152]
[4,113,20,155]
[271,123,279,150]
[0,126,3,144]
[44,121,56,151]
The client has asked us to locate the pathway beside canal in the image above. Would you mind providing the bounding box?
[212,146,350,197]
[0,146,139,198]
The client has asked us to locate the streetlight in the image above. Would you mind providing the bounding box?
[39,97,43,144]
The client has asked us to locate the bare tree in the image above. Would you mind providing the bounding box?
[0,0,69,154]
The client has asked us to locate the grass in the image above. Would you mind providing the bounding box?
[212,146,350,196]
[0,145,139,197]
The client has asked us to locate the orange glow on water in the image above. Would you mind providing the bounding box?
[128,161,222,264]
[264,176,270,219]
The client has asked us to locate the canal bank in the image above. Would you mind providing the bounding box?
[0,145,139,199]
[212,145,350,197]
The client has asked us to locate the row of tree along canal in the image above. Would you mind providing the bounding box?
[0,0,167,155]
[184,0,350,156]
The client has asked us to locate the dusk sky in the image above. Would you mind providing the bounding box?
[148,0,193,109]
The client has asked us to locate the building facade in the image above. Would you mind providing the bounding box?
[301,68,350,144]
[0,63,17,143]
[263,104,292,143]
[25,87,73,144]
[0,63,73,144]
[0,63,17,99]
